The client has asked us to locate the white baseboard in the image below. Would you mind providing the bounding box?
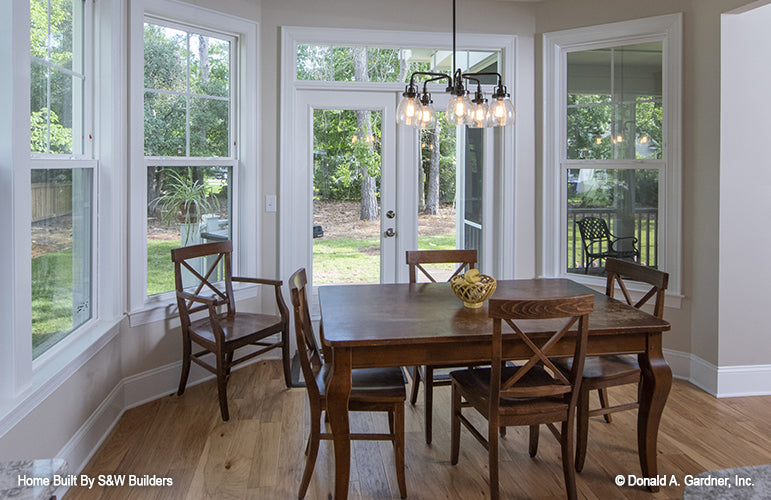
[716,363,771,397]
[664,348,771,397]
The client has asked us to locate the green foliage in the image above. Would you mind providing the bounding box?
[30,109,73,154]
[143,23,231,157]
[313,109,383,201]
[150,168,216,232]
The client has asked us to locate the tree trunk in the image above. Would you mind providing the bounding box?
[423,127,440,215]
[354,47,378,221]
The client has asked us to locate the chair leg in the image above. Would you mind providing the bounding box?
[299,409,321,499]
[450,383,461,465]
[488,420,500,500]
[216,350,230,421]
[598,388,612,423]
[561,419,578,500]
[528,425,539,457]
[177,335,192,396]
[499,426,506,437]
[575,386,590,472]
[424,366,434,444]
[393,403,407,499]
[281,328,292,388]
[409,366,421,405]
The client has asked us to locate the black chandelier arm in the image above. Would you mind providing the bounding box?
[407,71,452,87]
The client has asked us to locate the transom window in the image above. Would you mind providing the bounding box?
[297,44,500,84]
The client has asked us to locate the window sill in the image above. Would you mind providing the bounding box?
[0,317,122,438]
[127,283,260,327]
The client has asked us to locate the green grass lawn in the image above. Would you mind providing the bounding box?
[31,233,459,351]
[313,233,456,285]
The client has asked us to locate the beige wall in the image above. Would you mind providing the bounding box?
[535,0,758,367]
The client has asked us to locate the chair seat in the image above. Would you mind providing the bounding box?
[451,365,571,415]
[189,312,284,344]
[317,365,406,402]
[553,354,639,381]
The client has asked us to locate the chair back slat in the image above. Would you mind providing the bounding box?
[171,241,235,326]
[406,249,477,283]
[488,295,593,408]
[604,257,669,318]
[288,268,323,400]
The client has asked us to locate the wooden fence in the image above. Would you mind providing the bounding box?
[32,183,72,223]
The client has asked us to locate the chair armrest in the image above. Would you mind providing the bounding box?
[232,276,283,287]
[176,290,217,306]
[609,235,639,251]
[232,277,289,324]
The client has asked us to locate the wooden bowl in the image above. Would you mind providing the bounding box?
[450,274,497,308]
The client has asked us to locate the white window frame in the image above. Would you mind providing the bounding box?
[542,14,683,299]
[128,0,259,325]
[279,26,530,288]
[1,0,123,430]
[28,0,99,364]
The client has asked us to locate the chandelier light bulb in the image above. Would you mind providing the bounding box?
[397,95,424,128]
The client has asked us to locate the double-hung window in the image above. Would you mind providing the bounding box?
[143,20,235,297]
[543,14,682,295]
[129,0,258,320]
[30,0,95,358]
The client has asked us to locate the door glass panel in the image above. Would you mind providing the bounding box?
[462,128,484,265]
[416,114,458,281]
[312,109,382,285]
[566,168,658,275]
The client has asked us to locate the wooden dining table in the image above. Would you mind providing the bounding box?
[318,278,672,499]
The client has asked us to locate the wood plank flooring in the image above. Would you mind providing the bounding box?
[66,359,771,499]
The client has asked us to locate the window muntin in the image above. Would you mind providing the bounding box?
[564,41,663,277]
[296,44,500,84]
[143,20,236,298]
[30,0,85,155]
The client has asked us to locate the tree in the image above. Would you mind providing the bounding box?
[353,47,379,220]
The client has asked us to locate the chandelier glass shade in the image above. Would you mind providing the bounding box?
[396,0,515,129]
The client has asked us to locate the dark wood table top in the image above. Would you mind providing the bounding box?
[319,278,670,347]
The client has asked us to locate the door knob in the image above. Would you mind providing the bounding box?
[384,228,395,238]
[386,210,395,219]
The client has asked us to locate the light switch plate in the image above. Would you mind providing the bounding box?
[265,194,277,213]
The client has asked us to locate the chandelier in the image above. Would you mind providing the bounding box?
[396,0,515,129]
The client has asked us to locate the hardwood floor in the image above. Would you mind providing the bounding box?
[66,359,771,499]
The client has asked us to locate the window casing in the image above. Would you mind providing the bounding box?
[30,0,96,359]
[543,14,682,296]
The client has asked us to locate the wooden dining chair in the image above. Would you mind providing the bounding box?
[552,257,669,472]
[288,268,407,499]
[406,249,477,444]
[171,241,291,421]
[450,294,593,500]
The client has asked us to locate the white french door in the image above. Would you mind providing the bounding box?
[291,89,406,293]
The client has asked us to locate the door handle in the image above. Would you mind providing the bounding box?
[384,228,395,238]
[386,210,395,219]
